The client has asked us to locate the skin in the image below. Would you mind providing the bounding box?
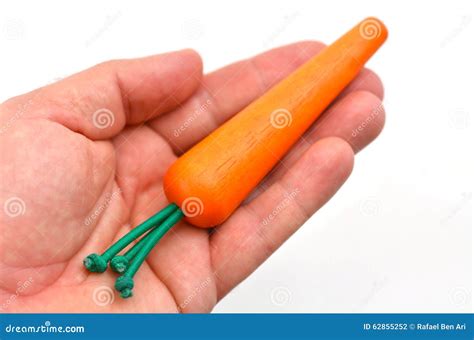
[0,41,385,312]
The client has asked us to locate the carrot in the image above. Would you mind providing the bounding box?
[164,17,388,228]
[85,18,388,298]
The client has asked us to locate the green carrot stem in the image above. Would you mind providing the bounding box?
[102,203,178,260]
[115,209,183,298]
[83,203,178,273]
[110,227,154,273]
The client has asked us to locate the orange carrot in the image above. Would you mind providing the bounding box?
[164,17,388,228]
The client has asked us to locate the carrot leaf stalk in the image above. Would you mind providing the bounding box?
[109,230,150,273]
[115,209,184,298]
[83,203,178,272]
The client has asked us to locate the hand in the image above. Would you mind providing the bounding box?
[0,42,384,312]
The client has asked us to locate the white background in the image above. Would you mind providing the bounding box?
[0,0,472,312]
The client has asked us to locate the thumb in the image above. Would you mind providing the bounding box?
[1,49,203,140]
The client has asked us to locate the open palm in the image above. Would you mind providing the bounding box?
[0,42,384,312]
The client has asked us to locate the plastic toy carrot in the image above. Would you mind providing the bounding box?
[84,17,388,298]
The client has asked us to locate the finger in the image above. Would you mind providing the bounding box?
[145,223,217,313]
[241,91,384,205]
[149,41,384,153]
[252,90,384,193]
[210,137,354,299]
[338,68,384,100]
[317,91,386,153]
[1,49,203,140]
